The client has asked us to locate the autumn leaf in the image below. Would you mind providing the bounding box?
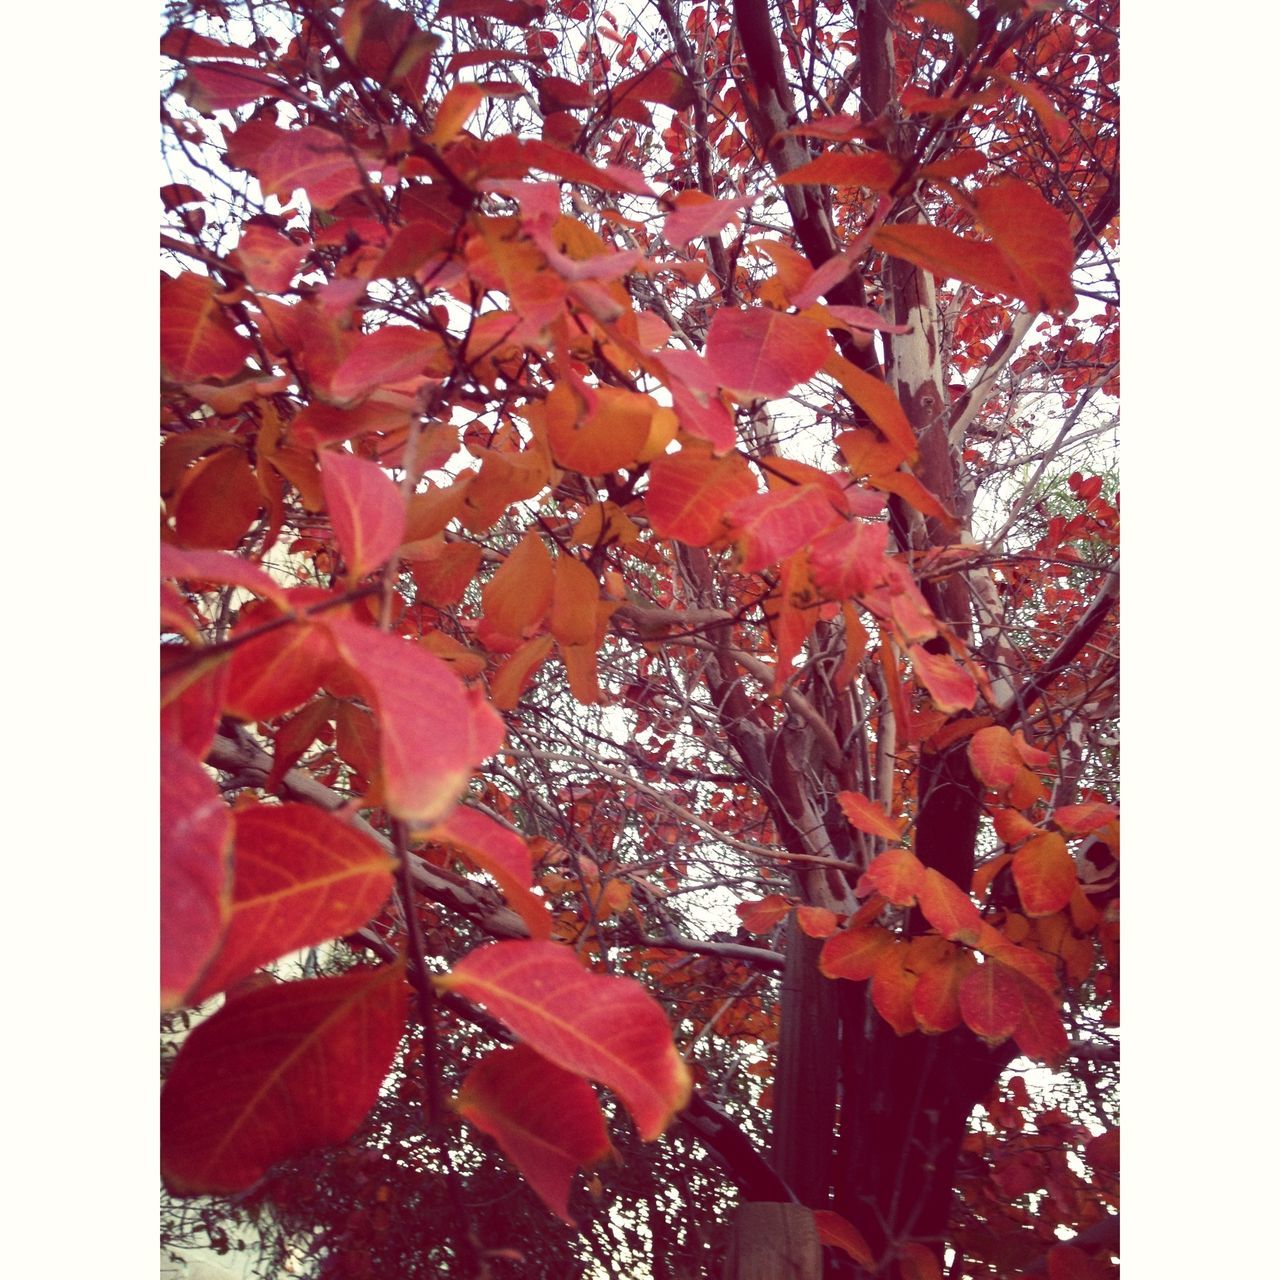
[863,847,926,906]
[1012,831,1077,917]
[958,959,1020,1043]
[812,1209,875,1267]
[727,484,843,574]
[644,446,757,547]
[325,619,505,824]
[917,868,982,944]
[974,180,1076,314]
[736,894,793,935]
[837,790,906,841]
[796,906,839,939]
[704,307,831,401]
[162,743,233,1009]
[162,963,408,1193]
[225,623,337,724]
[161,272,254,384]
[456,1043,612,1224]
[186,804,396,1005]
[909,644,978,714]
[820,926,895,982]
[438,941,692,1140]
[663,191,758,246]
[777,150,900,192]
[319,452,407,581]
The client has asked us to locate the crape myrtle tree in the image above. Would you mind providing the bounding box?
[159,0,1119,1276]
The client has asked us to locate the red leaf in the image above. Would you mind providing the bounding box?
[161,744,232,1008]
[864,848,925,906]
[897,1242,943,1280]
[917,868,982,944]
[1047,1243,1111,1280]
[177,62,286,112]
[438,941,692,1140]
[328,327,446,405]
[225,623,337,724]
[644,446,757,547]
[319,452,407,581]
[704,307,831,401]
[727,484,842,574]
[161,273,254,383]
[871,947,919,1035]
[161,964,408,1193]
[777,150,900,192]
[663,191,758,246]
[187,804,396,1005]
[969,725,1024,791]
[324,620,505,824]
[255,126,372,210]
[428,806,554,940]
[231,225,308,294]
[1052,801,1118,835]
[456,1043,611,1224]
[162,546,292,610]
[1013,832,1076,917]
[837,790,906,841]
[958,959,1020,1043]
[812,1209,874,1267]
[909,644,977,714]
[735,894,793,935]
[873,222,1018,301]
[911,949,969,1034]
[810,518,891,599]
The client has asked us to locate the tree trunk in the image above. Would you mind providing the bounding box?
[723,1203,822,1280]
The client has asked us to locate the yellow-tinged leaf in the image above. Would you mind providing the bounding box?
[837,790,906,841]
[1012,832,1077,917]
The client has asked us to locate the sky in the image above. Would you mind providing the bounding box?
[3,3,1274,1276]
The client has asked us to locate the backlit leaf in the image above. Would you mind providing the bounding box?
[226,622,337,724]
[325,619,505,824]
[161,964,408,1193]
[231,225,308,294]
[917,868,982,944]
[255,126,372,209]
[974,180,1076,313]
[1012,832,1077,917]
[777,150,900,192]
[482,531,553,644]
[864,848,925,906]
[663,191,757,246]
[644,446,757,546]
[1052,801,1118,835]
[727,484,842,574]
[438,941,692,1140]
[873,222,1018,301]
[329,328,446,406]
[958,960,1020,1043]
[704,307,831,401]
[187,804,396,1005]
[909,644,978,714]
[796,906,839,939]
[820,926,895,982]
[161,272,254,383]
[837,790,906,841]
[161,743,232,1008]
[736,894,793,935]
[428,806,553,940]
[456,1043,611,1224]
[911,948,971,1033]
[319,452,407,581]
[161,546,291,610]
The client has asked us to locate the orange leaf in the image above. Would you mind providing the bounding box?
[490,634,555,711]
[796,906,839,939]
[161,743,232,1009]
[431,82,487,145]
[736,894,793,935]
[871,947,919,1035]
[991,70,1070,146]
[325,619,505,824]
[777,150,900,192]
[482,532,553,646]
[548,381,653,475]
[864,848,925,906]
[911,947,972,1034]
[820,925,895,982]
[974,180,1076,313]
[968,725,1024,791]
[644,446,757,546]
[319,452,407,581]
[812,1209,874,1267]
[1012,832,1077,917]
[161,272,254,383]
[161,964,408,1193]
[1052,801,1118,835]
[456,1044,612,1224]
[437,941,692,1140]
[704,307,831,401]
[873,222,1018,301]
[550,552,600,649]
[428,806,553,940]
[187,804,396,1005]
[917,868,982,944]
[824,353,919,462]
[993,809,1040,844]
[837,790,906,841]
[908,644,977,714]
